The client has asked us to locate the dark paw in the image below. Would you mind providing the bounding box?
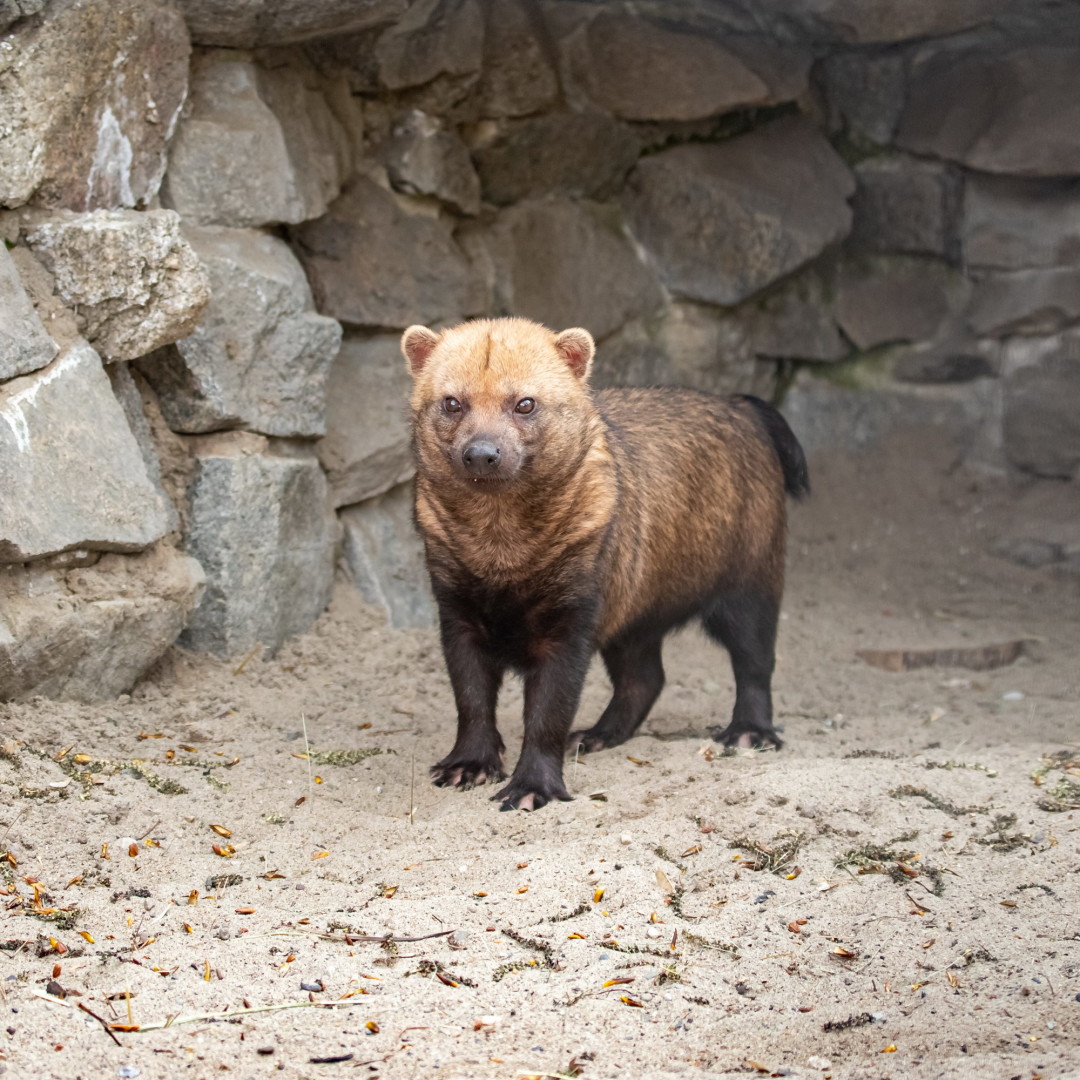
[711,723,783,751]
[430,754,506,790]
[491,770,572,812]
[565,728,611,755]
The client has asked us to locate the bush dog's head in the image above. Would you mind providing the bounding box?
[401,317,597,492]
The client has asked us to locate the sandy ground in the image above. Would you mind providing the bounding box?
[2,429,1079,1080]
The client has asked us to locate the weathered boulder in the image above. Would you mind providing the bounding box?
[625,117,854,306]
[107,364,181,534]
[898,45,1080,177]
[594,303,765,396]
[819,51,906,146]
[595,271,845,393]
[968,269,1080,338]
[292,178,482,328]
[173,0,406,47]
[0,242,57,379]
[381,111,480,215]
[0,1,45,35]
[565,12,810,120]
[22,209,210,361]
[137,227,341,438]
[750,264,848,363]
[0,0,189,209]
[181,437,336,657]
[341,483,435,629]
[476,0,558,118]
[317,334,413,508]
[0,543,204,703]
[836,256,968,351]
[1003,333,1080,479]
[782,365,994,460]
[160,52,348,227]
[473,112,640,206]
[479,198,663,342]
[849,155,959,259]
[374,0,484,93]
[962,175,1080,271]
[0,343,171,562]
[770,0,1010,43]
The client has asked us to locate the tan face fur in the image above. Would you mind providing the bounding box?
[401,318,597,493]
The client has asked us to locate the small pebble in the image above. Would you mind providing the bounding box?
[256,1047,275,1055]
[1002,691,1025,701]
[807,1057,831,1071]
[646,927,663,940]
[619,833,632,845]
[117,1068,140,1079]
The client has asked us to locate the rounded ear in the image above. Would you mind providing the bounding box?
[554,327,596,381]
[401,325,440,376]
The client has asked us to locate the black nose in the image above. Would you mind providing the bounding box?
[462,439,500,476]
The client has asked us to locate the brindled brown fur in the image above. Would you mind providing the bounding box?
[402,316,808,811]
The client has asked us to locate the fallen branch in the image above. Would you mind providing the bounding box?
[109,997,371,1032]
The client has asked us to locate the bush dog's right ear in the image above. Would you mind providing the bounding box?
[402,325,440,375]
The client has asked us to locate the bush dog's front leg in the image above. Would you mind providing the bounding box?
[431,606,506,789]
[493,616,594,811]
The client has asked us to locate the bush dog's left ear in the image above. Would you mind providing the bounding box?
[401,325,441,376]
[554,327,595,380]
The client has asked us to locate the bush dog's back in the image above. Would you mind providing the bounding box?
[403,316,808,811]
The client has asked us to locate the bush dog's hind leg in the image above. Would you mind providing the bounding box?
[493,614,594,811]
[567,629,665,753]
[702,589,783,749]
[431,606,507,789]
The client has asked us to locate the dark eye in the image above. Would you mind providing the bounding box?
[514,398,535,415]
[444,397,462,414]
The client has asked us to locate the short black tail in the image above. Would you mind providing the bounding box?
[736,395,810,500]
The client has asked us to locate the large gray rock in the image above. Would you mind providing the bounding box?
[0,0,189,210]
[962,175,1080,272]
[160,52,348,228]
[374,0,484,93]
[898,45,1080,177]
[476,0,558,118]
[23,209,210,362]
[782,366,995,460]
[625,117,854,306]
[750,264,848,363]
[341,483,435,629]
[181,439,336,657]
[479,198,663,342]
[835,256,968,351]
[173,0,406,47]
[1003,333,1080,479]
[0,242,57,379]
[0,1,45,35]
[819,51,906,146]
[292,178,482,329]
[849,155,960,259]
[968,269,1080,339]
[381,111,480,216]
[0,342,171,562]
[318,334,413,508]
[769,0,1010,43]
[473,112,640,207]
[137,227,341,438]
[0,544,204,703]
[594,275,845,393]
[594,303,762,395]
[565,12,810,121]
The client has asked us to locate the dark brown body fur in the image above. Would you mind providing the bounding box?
[401,318,808,811]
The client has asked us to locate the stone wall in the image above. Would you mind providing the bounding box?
[2,0,1078,701]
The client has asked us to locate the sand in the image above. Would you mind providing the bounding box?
[2,429,1079,1080]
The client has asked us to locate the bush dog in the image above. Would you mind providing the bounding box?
[401,317,808,811]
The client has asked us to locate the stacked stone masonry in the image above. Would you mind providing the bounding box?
[1,0,1078,700]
